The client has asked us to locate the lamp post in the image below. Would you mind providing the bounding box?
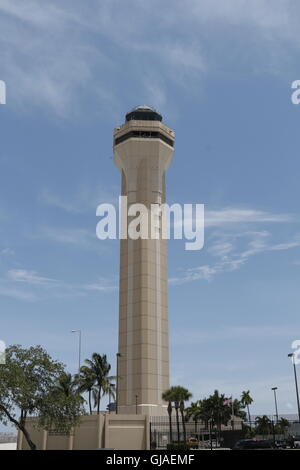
[230,395,234,431]
[116,352,121,414]
[71,330,81,374]
[109,383,115,414]
[209,417,213,451]
[288,353,300,423]
[271,387,279,424]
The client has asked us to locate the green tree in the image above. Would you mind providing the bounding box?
[51,372,84,415]
[241,390,253,427]
[185,401,202,434]
[178,388,192,442]
[162,389,173,443]
[92,379,116,412]
[53,372,79,397]
[75,366,96,415]
[84,353,113,414]
[200,390,232,441]
[232,398,247,422]
[242,423,256,438]
[162,387,180,443]
[0,345,84,450]
[162,386,192,443]
[275,417,290,435]
[255,415,272,436]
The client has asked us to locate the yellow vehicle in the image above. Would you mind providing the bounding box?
[187,437,199,449]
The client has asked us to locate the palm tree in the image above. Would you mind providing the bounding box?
[241,390,253,428]
[163,386,192,443]
[186,401,201,433]
[162,389,174,443]
[75,366,96,415]
[200,390,232,442]
[173,398,181,443]
[255,415,272,436]
[53,372,78,398]
[178,388,192,442]
[232,398,247,422]
[162,387,181,443]
[275,417,290,435]
[52,372,83,414]
[84,353,111,414]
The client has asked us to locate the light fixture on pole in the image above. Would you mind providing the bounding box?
[288,353,300,423]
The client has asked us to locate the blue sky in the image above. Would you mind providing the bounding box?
[1,0,300,421]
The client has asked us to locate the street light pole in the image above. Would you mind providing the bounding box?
[288,353,300,423]
[231,395,234,431]
[71,330,81,374]
[108,383,114,414]
[271,387,279,424]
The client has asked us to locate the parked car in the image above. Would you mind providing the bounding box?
[294,438,300,449]
[187,437,199,448]
[274,438,288,449]
[232,439,275,450]
[287,435,300,448]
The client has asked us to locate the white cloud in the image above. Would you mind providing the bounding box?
[173,207,295,237]
[171,227,300,285]
[1,0,299,117]
[40,190,81,214]
[170,265,217,284]
[0,1,115,117]
[172,324,298,347]
[187,0,290,29]
[205,208,294,227]
[36,226,95,248]
[0,286,37,301]
[0,265,117,302]
[83,277,117,293]
[0,0,73,29]
[208,241,234,258]
[7,269,57,285]
[0,248,14,255]
[269,240,300,251]
[40,185,118,214]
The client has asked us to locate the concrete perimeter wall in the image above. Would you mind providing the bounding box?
[18,413,150,450]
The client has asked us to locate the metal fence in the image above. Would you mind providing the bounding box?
[149,416,300,449]
[149,416,245,449]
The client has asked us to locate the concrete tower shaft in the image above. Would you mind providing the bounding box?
[114,106,174,416]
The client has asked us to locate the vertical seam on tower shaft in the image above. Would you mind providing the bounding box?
[126,238,133,406]
[156,236,162,404]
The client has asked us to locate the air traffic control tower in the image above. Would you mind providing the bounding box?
[114,106,175,416]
